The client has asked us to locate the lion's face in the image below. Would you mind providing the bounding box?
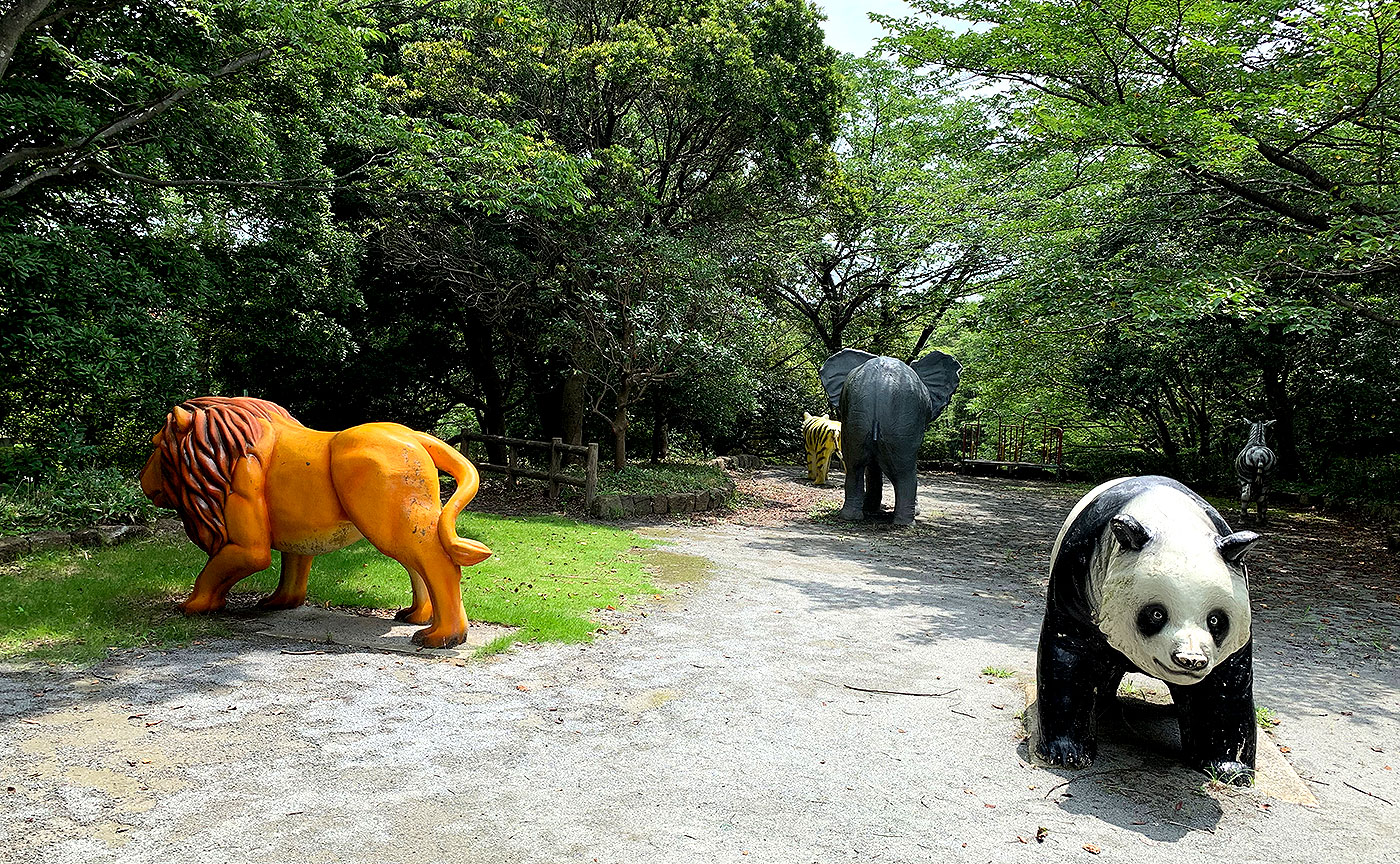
[140,432,173,507]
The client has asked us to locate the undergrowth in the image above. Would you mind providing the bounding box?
[597,462,729,496]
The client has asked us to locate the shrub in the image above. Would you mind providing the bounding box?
[0,466,163,535]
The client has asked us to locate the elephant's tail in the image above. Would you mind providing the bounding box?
[413,432,493,567]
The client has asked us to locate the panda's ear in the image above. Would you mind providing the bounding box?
[1110,514,1151,551]
[1217,531,1261,564]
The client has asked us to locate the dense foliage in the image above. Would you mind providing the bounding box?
[1,0,1396,520]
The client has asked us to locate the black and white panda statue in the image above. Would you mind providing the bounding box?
[1037,475,1261,784]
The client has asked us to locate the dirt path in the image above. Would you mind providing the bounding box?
[2,470,1397,863]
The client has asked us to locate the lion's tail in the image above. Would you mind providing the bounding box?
[414,433,493,567]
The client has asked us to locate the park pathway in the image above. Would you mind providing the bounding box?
[2,470,1397,863]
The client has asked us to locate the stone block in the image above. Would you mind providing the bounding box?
[0,535,31,562]
[653,494,668,515]
[27,532,71,554]
[595,494,623,519]
[71,524,150,548]
[667,492,692,515]
[70,528,104,547]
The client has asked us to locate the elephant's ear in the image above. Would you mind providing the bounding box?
[819,349,877,413]
[911,350,962,419]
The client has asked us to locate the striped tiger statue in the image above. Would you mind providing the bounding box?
[1235,419,1278,523]
[802,412,844,486]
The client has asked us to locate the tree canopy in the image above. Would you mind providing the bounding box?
[1,0,1395,500]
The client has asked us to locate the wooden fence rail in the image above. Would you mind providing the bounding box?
[450,432,599,511]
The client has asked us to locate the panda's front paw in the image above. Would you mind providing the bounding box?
[1203,761,1254,786]
[1038,736,1095,769]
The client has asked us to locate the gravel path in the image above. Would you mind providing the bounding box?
[2,470,1397,863]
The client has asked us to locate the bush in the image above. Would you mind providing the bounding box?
[597,462,729,496]
[0,466,164,535]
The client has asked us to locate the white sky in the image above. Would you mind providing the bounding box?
[816,0,919,56]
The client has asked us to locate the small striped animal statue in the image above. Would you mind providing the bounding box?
[802,412,844,486]
[1235,419,1278,523]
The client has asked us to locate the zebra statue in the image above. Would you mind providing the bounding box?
[1235,419,1278,523]
[802,412,843,486]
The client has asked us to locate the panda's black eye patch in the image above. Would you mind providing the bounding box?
[1207,610,1230,642]
[1136,603,1169,637]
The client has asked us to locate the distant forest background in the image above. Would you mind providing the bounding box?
[2,0,1396,518]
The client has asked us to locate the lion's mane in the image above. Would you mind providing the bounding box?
[158,397,301,554]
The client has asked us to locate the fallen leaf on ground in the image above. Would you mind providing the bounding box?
[1083,844,1101,854]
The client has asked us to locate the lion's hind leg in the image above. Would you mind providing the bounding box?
[398,550,467,648]
[329,428,468,648]
[394,568,434,625]
[257,553,313,610]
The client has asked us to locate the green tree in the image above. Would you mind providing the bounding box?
[884,0,1400,327]
[0,1,402,472]
[760,55,1005,366]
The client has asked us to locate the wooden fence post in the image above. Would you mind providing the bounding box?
[549,438,562,503]
[585,442,599,513]
[507,445,517,486]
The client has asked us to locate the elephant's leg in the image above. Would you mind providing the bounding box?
[395,567,434,624]
[840,453,866,521]
[891,468,919,526]
[862,460,884,515]
[258,552,312,610]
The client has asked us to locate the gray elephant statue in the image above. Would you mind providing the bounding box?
[820,349,961,526]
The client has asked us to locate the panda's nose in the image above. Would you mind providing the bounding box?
[1171,651,1209,671]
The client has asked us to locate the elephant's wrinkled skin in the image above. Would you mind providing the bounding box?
[820,349,961,527]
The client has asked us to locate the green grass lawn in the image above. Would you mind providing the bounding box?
[0,512,656,665]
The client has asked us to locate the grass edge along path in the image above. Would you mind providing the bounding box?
[0,512,658,666]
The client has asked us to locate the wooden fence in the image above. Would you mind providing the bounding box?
[451,432,599,511]
[959,419,1065,476]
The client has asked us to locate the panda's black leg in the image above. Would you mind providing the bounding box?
[1168,641,1256,785]
[1036,615,1108,769]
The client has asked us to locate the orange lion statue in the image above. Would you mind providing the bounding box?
[140,396,492,648]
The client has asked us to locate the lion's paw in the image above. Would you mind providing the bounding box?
[395,605,433,625]
[412,625,467,649]
[178,597,225,616]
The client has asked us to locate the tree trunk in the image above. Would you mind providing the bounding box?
[1146,404,1180,471]
[561,372,586,446]
[557,370,587,467]
[1259,351,1298,479]
[612,406,629,470]
[651,395,669,463]
[465,322,508,466]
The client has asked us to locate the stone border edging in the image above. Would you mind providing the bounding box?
[0,520,182,563]
[592,480,736,519]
